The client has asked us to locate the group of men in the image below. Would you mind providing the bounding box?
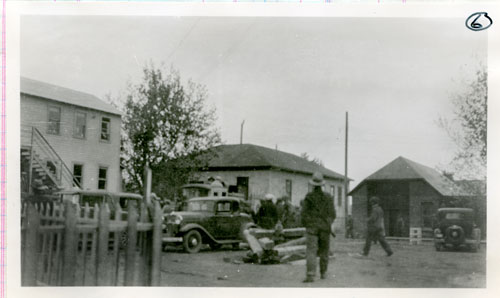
[300,171,393,283]
[254,193,298,230]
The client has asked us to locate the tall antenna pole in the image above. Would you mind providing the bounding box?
[344,111,349,234]
[240,120,245,145]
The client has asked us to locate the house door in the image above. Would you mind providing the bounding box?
[237,177,249,200]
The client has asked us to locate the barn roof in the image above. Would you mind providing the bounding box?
[350,156,470,197]
[21,77,121,116]
[203,144,348,181]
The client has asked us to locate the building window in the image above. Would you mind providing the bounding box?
[330,185,335,197]
[337,186,343,207]
[74,111,87,139]
[47,106,61,135]
[285,179,292,202]
[98,167,107,190]
[101,117,111,141]
[73,164,83,187]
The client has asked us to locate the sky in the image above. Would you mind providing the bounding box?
[20,16,487,188]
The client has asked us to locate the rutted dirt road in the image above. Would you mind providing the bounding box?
[159,238,486,287]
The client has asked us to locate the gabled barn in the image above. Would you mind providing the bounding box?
[349,156,472,238]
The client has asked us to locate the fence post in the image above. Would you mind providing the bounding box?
[150,201,162,286]
[62,201,77,286]
[96,203,110,286]
[23,203,40,286]
[124,200,138,286]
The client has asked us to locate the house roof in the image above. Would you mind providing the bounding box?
[203,144,348,181]
[349,156,470,197]
[21,77,121,116]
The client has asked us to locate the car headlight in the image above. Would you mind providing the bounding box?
[174,214,183,225]
[434,228,443,238]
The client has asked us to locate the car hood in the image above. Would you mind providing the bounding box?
[167,211,211,222]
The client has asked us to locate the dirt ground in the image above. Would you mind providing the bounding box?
[159,238,486,288]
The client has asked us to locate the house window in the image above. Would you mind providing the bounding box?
[337,186,343,207]
[101,117,111,141]
[98,167,108,190]
[330,185,335,197]
[74,111,87,139]
[47,106,61,135]
[285,179,292,201]
[73,164,83,187]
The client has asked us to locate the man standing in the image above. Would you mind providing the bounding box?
[346,215,354,239]
[363,197,393,257]
[301,172,336,283]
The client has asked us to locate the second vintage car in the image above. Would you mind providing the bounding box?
[162,196,255,253]
[433,207,481,252]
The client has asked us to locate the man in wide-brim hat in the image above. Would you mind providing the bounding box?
[301,171,336,283]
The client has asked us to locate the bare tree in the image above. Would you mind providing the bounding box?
[438,67,487,179]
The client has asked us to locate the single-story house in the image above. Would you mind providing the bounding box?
[191,143,350,229]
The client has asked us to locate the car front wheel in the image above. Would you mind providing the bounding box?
[183,230,203,253]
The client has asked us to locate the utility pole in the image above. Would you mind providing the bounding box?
[240,120,245,144]
[344,111,349,234]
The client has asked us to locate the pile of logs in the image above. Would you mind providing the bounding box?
[242,227,307,264]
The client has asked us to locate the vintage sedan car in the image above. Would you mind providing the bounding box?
[433,208,481,252]
[162,196,255,253]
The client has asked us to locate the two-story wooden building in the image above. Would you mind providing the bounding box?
[20,77,122,194]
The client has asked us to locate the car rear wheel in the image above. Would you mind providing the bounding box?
[183,230,203,253]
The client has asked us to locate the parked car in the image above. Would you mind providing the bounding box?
[433,208,481,252]
[56,189,145,216]
[163,196,255,253]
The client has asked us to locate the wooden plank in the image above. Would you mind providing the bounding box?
[274,245,306,257]
[281,228,306,238]
[96,203,110,286]
[124,200,138,286]
[258,237,275,250]
[249,228,275,239]
[150,201,162,286]
[23,203,39,286]
[62,201,78,286]
[274,236,306,249]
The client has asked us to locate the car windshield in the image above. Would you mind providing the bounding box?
[183,187,210,199]
[187,200,214,212]
[444,212,465,220]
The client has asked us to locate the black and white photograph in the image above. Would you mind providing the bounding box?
[9,2,499,293]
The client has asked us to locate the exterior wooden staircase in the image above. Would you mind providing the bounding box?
[21,126,81,195]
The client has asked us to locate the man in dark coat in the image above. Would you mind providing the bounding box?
[301,172,336,283]
[363,196,393,256]
[256,193,279,229]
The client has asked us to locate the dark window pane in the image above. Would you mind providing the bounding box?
[74,112,86,138]
[48,106,61,134]
[98,167,107,190]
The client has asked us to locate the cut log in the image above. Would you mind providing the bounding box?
[243,229,263,256]
[281,228,306,238]
[274,245,306,257]
[258,237,275,250]
[248,228,275,239]
[274,236,306,249]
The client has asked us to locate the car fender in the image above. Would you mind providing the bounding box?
[179,223,217,242]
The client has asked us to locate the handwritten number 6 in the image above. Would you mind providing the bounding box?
[471,14,483,29]
[466,12,493,31]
